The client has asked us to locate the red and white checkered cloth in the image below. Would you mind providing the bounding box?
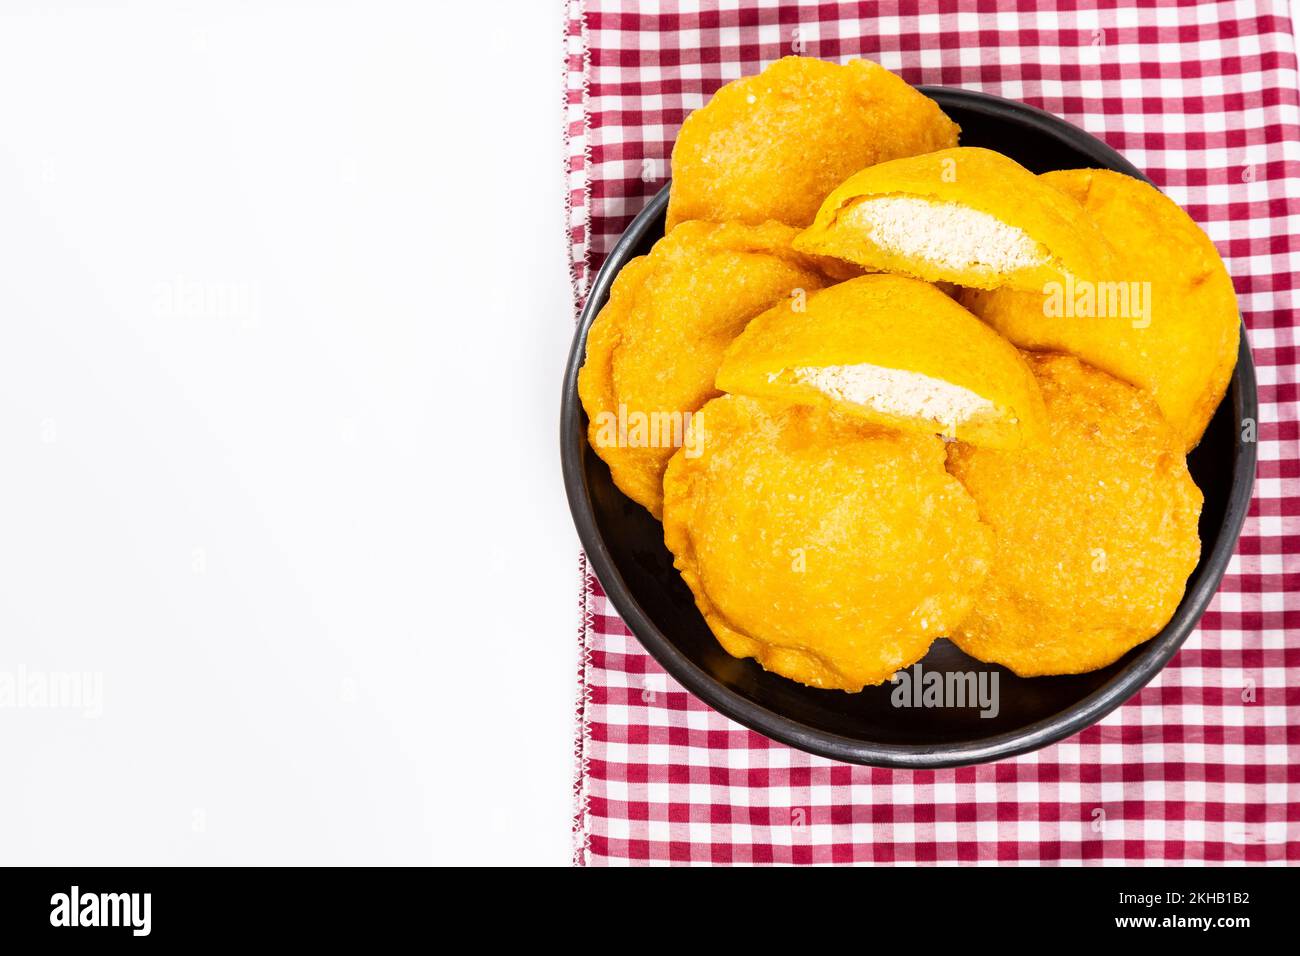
[565,0,1300,866]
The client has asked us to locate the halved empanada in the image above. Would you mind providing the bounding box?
[715,274,1046,449]
[794,147,1118,290]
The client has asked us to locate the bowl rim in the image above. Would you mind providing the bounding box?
[559,85,1260,769]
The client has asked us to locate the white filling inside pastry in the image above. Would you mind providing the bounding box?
[785,363,995,433]
[841,196,1047,274]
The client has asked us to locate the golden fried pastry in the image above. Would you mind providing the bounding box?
[666,56,959,231]
[715,274,1046,449]
[946,353,1203,677]
[662,395,992,691]
[960,168,1239,452]
[577,220,827,517]
[794,147,1118,290]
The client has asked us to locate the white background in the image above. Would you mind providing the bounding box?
[0,1,578,864]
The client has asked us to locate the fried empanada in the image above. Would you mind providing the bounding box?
[577,221,827,518]
[666,56,959,231]
[960,168,1239,451]
[662,395,992,691]
[715,274,1046,449]
[794,147,1118,290]
[946,353,1203,677]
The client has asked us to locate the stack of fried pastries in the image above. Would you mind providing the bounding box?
[578,56,1237,690]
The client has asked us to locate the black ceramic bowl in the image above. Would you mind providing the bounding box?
[560,87,1258,768]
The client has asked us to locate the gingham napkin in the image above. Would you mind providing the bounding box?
[565,0,1299,866]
